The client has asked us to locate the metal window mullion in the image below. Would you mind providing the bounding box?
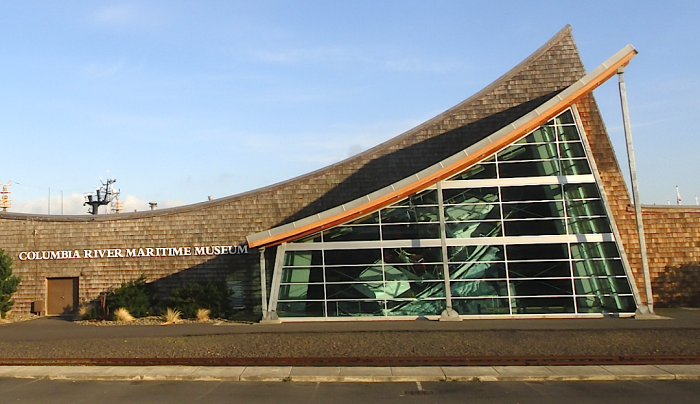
[267,242,287,315]
[436,181,453,311]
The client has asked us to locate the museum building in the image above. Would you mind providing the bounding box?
[2,26,700,321]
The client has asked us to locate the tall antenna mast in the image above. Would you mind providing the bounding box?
[84,178,120,215]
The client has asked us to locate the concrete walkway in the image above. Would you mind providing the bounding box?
[1,364,700,382]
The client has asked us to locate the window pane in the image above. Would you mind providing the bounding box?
[558,125,580,141]
[560,158,592,175]
[447,221,502,238]
[568,217,612,234]
[324,249,381,265]
[559,142,586,158]
[450,163,497,180]
[445,204,500,221]
[284,251,323,266]
[567,199,607,217]
[508,261,571,278]
[382,223,440,240]
[281,267,324,283]
[325,266,384,283]
[327,300,385,317]
[511,279,573,296]
[451,280,508,297]
[518,126,557,143]
[381,206,439,223]
[498,160,560,178]
[564,183,601,200]
[507,243,569,260]
[513,297,575,314]
[323,225,380,242]
[401,189,439,206]
[498,143,558,161]
[448,245,505,262]
[576,296,635,313]
[555,111,575,125]
[502,202,565,219]
[277,301,325,317]
[384,264,443,281]
[385,299,445,316]
[278,284,325,300]
[574,277,633,295]
[501,184,562,202]
[572,260,626,277]
[383,247,443,264]
[443,187,499,204]
[449,262,506,279]
[503,219,567,236]
[570,242,621,259]
[453,298,510,315]
[326,283,385,300]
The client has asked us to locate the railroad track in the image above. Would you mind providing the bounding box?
[1,355,700,367]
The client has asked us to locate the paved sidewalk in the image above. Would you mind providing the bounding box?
[1,364,699,382]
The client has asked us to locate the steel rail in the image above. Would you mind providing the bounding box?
[1,355,699,367]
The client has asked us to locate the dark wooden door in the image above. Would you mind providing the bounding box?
[47,278,78,315]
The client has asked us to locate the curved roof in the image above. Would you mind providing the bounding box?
[0,25,601,247]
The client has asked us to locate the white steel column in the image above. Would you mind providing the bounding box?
[618,67,655,314]
[437,181,460,320]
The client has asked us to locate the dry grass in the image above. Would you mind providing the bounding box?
[196,308,211,322]
[162,308,182,325]
[114,308,135,322]
[78,304,97,319]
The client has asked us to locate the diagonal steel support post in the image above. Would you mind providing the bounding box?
[618,67,655,315]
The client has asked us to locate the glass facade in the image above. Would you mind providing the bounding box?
[271,109,636,319]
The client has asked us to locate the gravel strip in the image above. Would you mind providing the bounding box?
[1,329,699,359]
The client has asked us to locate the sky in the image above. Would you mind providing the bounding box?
[1,1,698,215]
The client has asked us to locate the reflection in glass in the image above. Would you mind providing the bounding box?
[443,187,499,204]
[449,263,506,279]
[452,298,510,315]
[446,221,502,238]
[514,297,575,314]
[444,203,500,221]
[448,245,505,262]
[323,226,380,242]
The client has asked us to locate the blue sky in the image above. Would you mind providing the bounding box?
[1,1,698,214]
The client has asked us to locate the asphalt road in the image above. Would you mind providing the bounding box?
[2,379,700,404]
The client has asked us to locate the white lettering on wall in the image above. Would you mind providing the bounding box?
[17,245,250,261]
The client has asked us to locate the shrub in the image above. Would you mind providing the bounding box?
[79,303,98,320]
[0,248,21,319]
[105,275,155,319]
[162,308,182,325]
[196,308,211,322]
[162,281,232,319]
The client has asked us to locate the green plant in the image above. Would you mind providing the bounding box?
[0,248,21,319]
[105,275,155,319]
[162,281,233,319]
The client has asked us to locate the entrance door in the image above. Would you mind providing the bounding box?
[47,278,78,315]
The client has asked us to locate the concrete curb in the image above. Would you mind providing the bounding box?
[1,365,700,382]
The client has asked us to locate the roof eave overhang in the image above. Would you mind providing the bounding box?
[247,45,637,248]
